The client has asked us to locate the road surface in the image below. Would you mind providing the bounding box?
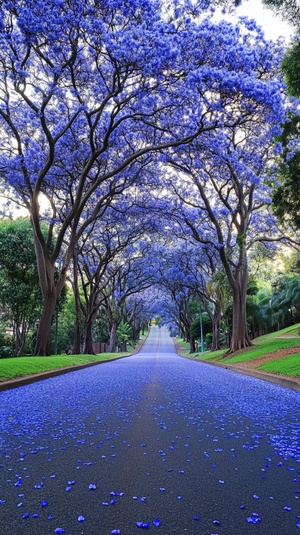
[0,326,300,534]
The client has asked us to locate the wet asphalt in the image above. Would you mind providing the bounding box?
[0,326,300,535]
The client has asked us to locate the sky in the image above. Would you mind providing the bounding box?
[236,0,293,40]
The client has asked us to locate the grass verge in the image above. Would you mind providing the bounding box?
[176,325,300,378]
[259,353,300,376]
[0,350,133,382]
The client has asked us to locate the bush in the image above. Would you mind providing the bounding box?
[0,333,13,358]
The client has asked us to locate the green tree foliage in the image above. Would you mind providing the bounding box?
[116,322,133,351]
[282,42,300,98]
[272,114,300,228]
[50,288,76,354]
[261,0,300,26]
[0,218,42,356]
[92,312,110,345]
[190,313,212,346]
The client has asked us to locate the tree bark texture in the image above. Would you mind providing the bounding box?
[109,321,117,353]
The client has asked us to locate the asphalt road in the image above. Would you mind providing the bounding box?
[0,326,300,535]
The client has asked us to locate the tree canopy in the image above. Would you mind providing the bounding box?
[0,0,298,356]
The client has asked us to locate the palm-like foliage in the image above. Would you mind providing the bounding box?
[258,277,300,332]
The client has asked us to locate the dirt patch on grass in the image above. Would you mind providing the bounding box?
[239,346,300,369]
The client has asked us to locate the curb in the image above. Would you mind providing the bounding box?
[173,339,300,393]
[200,359,300,392]
[0,332,149,392]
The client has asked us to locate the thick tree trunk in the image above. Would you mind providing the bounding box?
[83,317,95,354]
[109,321,117,353]
[229,285,251,352]
[189,338,196,353]
[32,219,68,355]
[228,244,252,353]
[34,290,57,355]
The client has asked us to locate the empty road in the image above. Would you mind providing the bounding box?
[0,326,300,534]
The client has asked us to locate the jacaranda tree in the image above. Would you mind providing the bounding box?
[0,0,223,354]
[162,20,287,352]
[75,204,157,354]
[0,0,289,354]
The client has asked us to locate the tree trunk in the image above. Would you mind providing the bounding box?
[32,219,68,355]
[211,319,221,351]
[34,290,57,355]
[228,244,252,353]
[189,338,196,353]
[229,285,251,352]
[72,251,82,354]
[83,317,95,354]
[72,311,82,354]
[109,321,117,353]
[16,321,27,357]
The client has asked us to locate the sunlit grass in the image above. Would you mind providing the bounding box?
[255,323,300,340]
[259,354,300,376]
[222,339,300,364]
[0,351,132,381]
[177,326,300,377]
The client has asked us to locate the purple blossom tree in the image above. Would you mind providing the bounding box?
[0,0,221,354]
[73,204,158,354]
[0,1,288,355]
[163,29,288,352]
[100,244,157,352]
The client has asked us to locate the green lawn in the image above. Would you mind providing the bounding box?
[259,353,300,376]
[176,324,300,377]
[255,324,300,340]
[221,338,300,365]
[0,351,132,382]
